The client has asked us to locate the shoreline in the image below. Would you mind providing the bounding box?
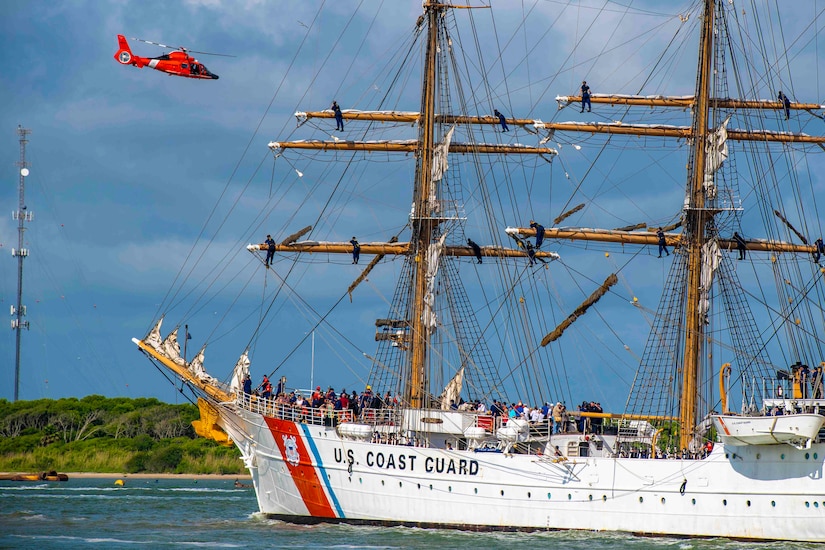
[2,472,251,480]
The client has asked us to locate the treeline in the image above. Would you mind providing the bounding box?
[0,395,243,474]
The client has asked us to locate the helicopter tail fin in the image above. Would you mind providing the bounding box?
[114,35,143,67]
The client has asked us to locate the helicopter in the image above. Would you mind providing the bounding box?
[113,35,231,80]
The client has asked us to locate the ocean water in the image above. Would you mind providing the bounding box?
[0,477,817,549]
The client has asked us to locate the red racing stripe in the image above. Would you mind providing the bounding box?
[264,416,336,517]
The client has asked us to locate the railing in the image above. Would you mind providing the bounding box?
[236,393,400,427]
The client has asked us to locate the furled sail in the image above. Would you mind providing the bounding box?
[229,351,250,394]
[703,117,730,200]
[162,328,186,366]
[423,233,448,333]
[541,273,618,346]
[430,125,455,183]
[189,346,214,383]
[440,366,464,410]
[699,239,722,323]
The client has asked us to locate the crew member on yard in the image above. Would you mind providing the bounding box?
[332,100,344,131]
[656,227,669,258]
[494,109,509,132]
[264,234,276,267]
[530,220,545,248]
[733,232,747,260]
[350,236,360,264]
[778,91,791,120]
[580,81,591,112]
[467,238,483,263]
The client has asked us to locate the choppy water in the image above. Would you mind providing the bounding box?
[0,477,817,549]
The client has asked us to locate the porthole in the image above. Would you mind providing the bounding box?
[781,454,785,460]
[399,482,403,488]
[589,495,593,501]
[429,484,433,490]
[746,500,751,507]
[547,493,552,499]
[691,498,696,505]
[661,497,666,504]
[381,480,385,486]
[723,499,727,506]
[814,501,819,508]
[806,453,811,460]
[449,486,452,492]
[771,500,776,507]
[474,488,478,494]
[359,478,363,484]
[814,453,819,459]
[569,494,573,500]
[417,483,421,489]
[528,492,532,498]
[639,496,644,503]
[805,501,810,508]
[756,453,760,459]
[602,495,607,502]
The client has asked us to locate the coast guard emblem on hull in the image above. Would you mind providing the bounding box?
[282,434,300,467]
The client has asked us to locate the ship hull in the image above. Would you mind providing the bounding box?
[223,406,825,542]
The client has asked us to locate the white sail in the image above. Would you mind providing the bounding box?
[229,351,250,394]
[423,233,447,332]
[439,365,464,410]
[698,239,722,323]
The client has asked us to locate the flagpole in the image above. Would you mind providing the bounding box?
[184,324,189,362]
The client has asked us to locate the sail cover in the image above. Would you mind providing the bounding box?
[703,117,730,200]
[423,233,448,332]
[699,239,722,323]
[229,351,251,394]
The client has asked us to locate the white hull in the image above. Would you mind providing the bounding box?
[222,405,825,541]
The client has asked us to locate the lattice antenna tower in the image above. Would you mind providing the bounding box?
[12,125,33,402]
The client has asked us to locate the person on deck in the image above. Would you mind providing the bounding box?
[350,237,360,264]
[778,91,791,120]
[242,374,252,395]
[813,237,824,264]
[580,81,591,112]
[733,232,747,260]
[494,109,509,132]
[530,220,545,248]
[332,100,344,131]
[467,238,483,263]
[258,375,272,398]
[656,227,669,258]
[264,234,276,267]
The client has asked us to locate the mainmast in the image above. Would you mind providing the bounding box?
[678,0,716,450]
[407,1,443,408]
[12,126,32,402]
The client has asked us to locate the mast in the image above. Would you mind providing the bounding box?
[680,0,715,450]
[407,1,442,408]
[12,126,32,402]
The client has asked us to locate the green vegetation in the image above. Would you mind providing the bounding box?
[0,396,243,474]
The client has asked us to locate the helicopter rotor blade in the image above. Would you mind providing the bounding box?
[183,49,237,58]
[131,37,176,50]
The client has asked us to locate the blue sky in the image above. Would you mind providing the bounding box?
[1,1,823,409]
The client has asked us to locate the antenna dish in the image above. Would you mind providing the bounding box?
[20,168,29,177]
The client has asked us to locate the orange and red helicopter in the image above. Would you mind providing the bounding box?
[114,35,231,80]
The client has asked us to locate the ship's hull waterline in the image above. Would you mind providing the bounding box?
[223,406,825,542]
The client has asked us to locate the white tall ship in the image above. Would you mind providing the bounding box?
[134,0,825,541]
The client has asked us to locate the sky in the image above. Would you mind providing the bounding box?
[1,0,824,409]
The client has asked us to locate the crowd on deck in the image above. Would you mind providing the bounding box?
[241,373,610,434]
